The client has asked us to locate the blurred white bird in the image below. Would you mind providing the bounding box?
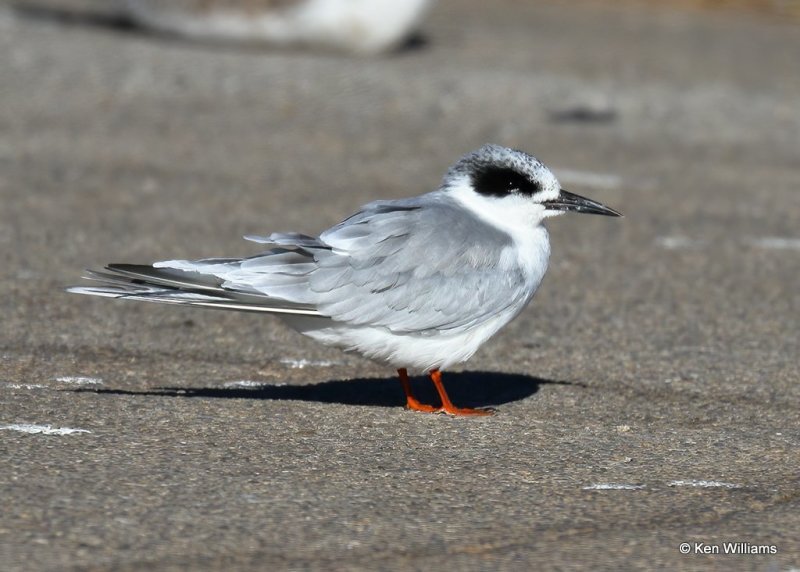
[69,145,621,415]
[118,0,432,54]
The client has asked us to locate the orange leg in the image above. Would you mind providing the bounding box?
[397,368,493,416]
[428,369,493,416]
[397,368,438,413]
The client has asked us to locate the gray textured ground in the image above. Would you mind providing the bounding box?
[1,1,798,570]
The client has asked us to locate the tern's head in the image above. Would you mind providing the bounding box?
[443,144,621,225]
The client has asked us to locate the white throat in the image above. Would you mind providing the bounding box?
[445,176,552,282]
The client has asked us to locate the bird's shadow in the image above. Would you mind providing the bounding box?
[71,371,578,409]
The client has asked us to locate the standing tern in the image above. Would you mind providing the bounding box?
[69,144,621,416]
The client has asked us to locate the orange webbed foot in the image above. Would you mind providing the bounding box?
[435,404,495,416]
[397,368,439,412]
[396,368,495,416]
[404,397,441,413]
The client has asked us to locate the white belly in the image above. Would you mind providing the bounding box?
[281,225,551,373]
[282,304,523,373]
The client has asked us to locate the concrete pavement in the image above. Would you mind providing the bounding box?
[1,1,798,569]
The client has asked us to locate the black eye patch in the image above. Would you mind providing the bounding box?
[472,166,542,197]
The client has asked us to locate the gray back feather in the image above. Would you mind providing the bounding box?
[111,193,531,334]
[307,193,528,334]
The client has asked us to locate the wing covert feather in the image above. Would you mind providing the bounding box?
[309,195,530,334]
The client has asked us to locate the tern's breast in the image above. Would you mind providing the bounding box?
[512,225,551,294]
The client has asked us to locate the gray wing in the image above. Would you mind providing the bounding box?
[307,194,531,334]
[69,195,531,332]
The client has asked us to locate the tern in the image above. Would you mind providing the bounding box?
[118,0,432,54]
[69,144,621,415]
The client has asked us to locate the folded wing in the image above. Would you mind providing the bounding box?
[308,195,531,334]
[69,196,530,333]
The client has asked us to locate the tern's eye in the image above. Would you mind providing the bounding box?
[472,166,542,198]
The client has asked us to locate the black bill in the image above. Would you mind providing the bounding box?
[543,189,622,217]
